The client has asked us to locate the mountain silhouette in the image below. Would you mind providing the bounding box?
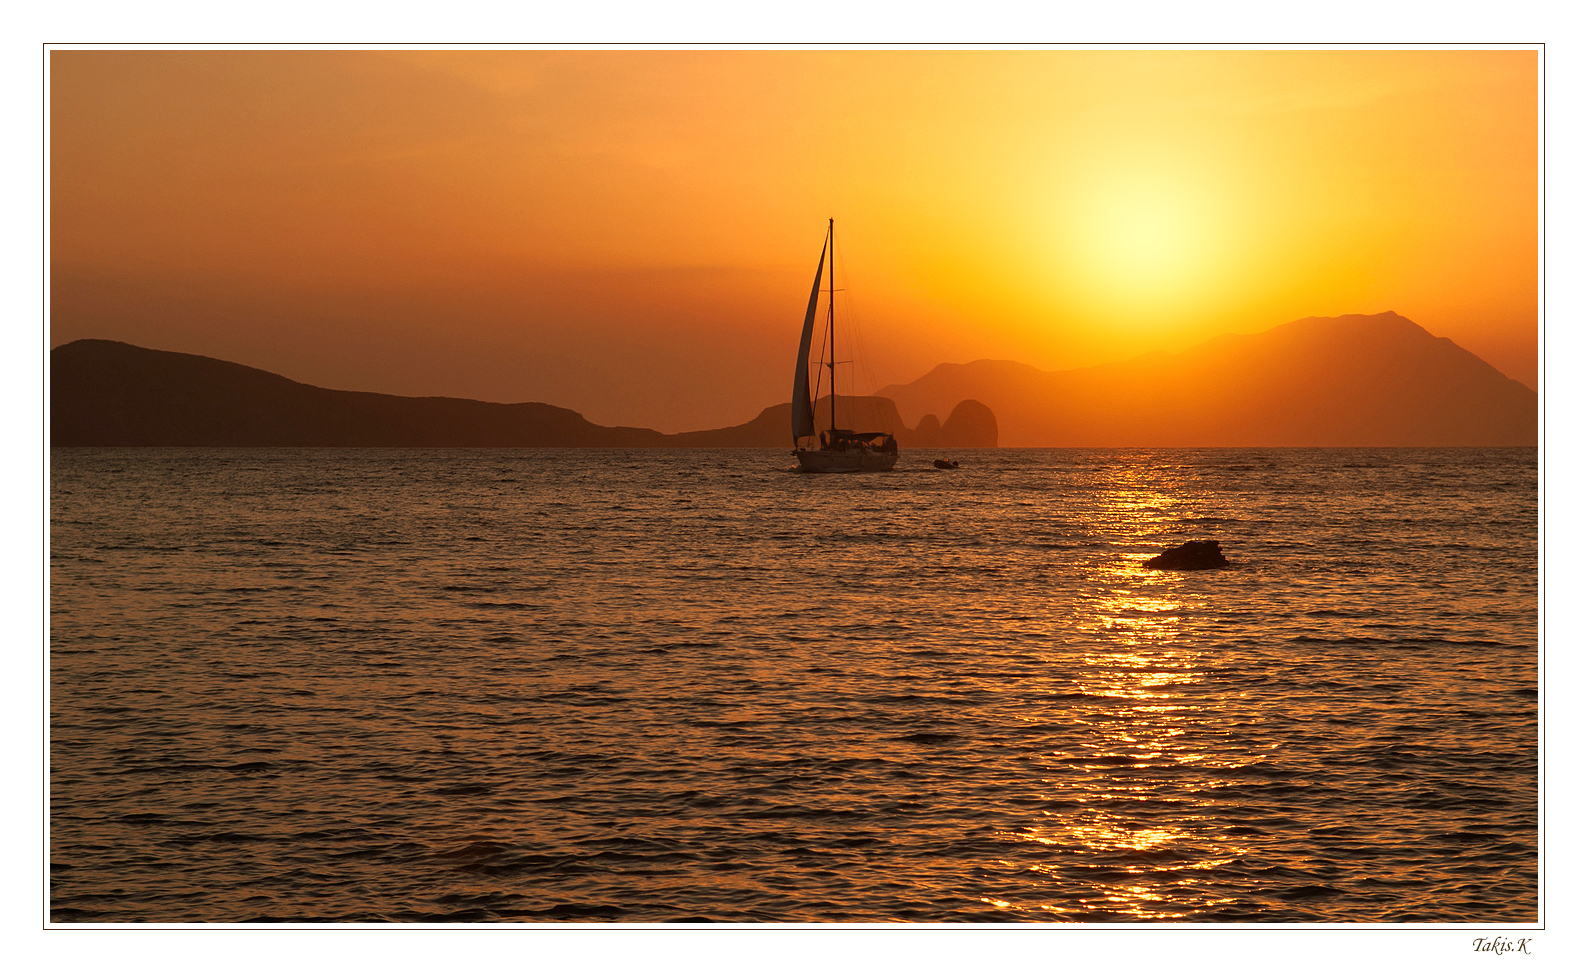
[875,312,1536,446]
[54,315,1529,449]
[51,340,672,447]
[50,340,997,447]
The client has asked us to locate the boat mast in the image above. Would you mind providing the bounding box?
[827,218,836,441]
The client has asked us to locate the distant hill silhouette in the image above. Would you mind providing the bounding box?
[876,312,1536,446]
[50,340,997,447]
[52,340,669,447]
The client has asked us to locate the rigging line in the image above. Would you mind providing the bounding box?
[813,222,833,426]
[815,234,834,417]
[829,227,848,430]
[829,244,848,430]
[813,324,830,417]
[833,230,887,433]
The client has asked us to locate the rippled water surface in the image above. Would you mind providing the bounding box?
[49,447,1538,923]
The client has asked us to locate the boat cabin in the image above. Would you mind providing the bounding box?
[820,429,898,454]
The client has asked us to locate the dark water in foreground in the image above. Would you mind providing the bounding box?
[49,447,1537,923]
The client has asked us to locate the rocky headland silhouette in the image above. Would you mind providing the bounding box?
[50,340,997,448]
[876,312,1535,447]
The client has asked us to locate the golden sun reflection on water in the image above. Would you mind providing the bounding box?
[998,812,1251,920]
[994,527,1261,920]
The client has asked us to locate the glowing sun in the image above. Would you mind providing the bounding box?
[1050,167,1235,324]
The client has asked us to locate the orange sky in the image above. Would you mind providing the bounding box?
[49,49,1538,433]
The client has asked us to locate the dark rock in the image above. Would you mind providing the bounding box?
[933,458,959,470]
[1145,540,1230,570]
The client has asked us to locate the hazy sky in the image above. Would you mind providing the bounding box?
[49,49,1537,432]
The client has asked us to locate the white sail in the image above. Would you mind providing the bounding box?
[791,238,828,443]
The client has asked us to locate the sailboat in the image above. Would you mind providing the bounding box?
[791,219,899,473]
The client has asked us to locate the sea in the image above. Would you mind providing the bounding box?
[48,446,1538,924]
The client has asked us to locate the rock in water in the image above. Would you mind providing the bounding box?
[939,399,998,447]
[933,458,959,470]
[1145,540,1230,570]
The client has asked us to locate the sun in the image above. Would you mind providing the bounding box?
[1095,191,1199,284]
[1044,166,1235,326]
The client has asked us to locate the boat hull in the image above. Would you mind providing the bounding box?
[795,448,898,473]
